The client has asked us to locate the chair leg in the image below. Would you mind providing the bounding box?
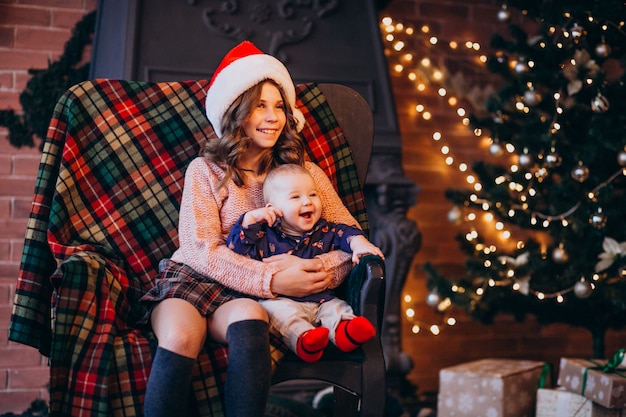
[359,387,386,417]
[333,386,359,417]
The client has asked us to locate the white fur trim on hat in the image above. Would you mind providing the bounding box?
[205,49,305,137]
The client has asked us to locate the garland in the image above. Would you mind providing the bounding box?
[0,11,96,149]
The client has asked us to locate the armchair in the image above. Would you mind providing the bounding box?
[8,79,386,417]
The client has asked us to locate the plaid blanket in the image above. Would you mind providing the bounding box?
[8,79,368,416]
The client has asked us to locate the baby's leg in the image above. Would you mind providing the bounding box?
[260,298,328,362]
[318,299,375,352]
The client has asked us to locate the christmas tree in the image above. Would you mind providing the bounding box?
[426,0,626,359]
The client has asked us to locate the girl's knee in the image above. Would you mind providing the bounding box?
[151,299,206,357]
[157,330,205,358]
[234,299,269,321]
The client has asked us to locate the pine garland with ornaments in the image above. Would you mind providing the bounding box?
[425,0,626,359]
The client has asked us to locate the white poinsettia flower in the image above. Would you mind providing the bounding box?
[595,237,626,272]
[498,252,529,267]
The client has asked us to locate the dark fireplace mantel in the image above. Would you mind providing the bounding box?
[90,0,421,393]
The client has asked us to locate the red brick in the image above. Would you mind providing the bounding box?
[0,281,11,304]
[0,263,20,279]
[85,0,97,12]
[15,71,33,90]
[0,132,40,154]
[0,304,13,328]
[10,239,25,263]
[15,27,70,51]
[13,197,34,219]
[0,369,7,389]
[0,26,14,48]
[0,242,10,262]
[20,0,84,8]
[8,366,49,389]
[0,219,29,238]
[0,156,10,175]
[0,50,51,70]
[52,8,87,28]
[0,177,37,197]
[0,197,9,217]
[12,154,40,175]
[0,72,14,89]
[0,5,51,27]
[0,390,48,414]
[0,343,45,367]
[0,90,21,110]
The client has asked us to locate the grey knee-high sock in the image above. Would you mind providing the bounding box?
[144,346,196,417]
[224,320,271,417]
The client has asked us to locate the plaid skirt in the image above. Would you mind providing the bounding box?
[140,259,256,323]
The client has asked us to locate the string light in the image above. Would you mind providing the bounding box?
[381,12,626,335]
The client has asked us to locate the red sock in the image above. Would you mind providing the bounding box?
[296,327,329,363]
[335,317,376,352]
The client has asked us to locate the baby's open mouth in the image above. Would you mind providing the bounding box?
[300,212,313,220]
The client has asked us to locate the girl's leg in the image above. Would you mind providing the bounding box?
[145,298,207,417]
[208,298,271,417]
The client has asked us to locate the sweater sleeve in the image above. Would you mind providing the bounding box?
[305,161,359,288]
[171,158,279,298]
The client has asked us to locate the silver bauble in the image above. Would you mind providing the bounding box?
[545,151,562,168]
[574,280,593,298]
[591,94,610,113]
[523,90,542,106]
[515,61,529,74]
[618,150,626,167]
[497,5,511,22]
[552,246,569,264]
[571,163,590,183]
[489,142,504,156]
[570,23,584,39]
[589,208,607,229]
[595,42,612,58]
[447,206,463,225]
[518,153,532,168]
[426,291,441,307]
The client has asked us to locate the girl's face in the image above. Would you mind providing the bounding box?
[267,171,322,236]
[243,81,287,155]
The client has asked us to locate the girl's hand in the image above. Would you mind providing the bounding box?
[264,254,332,298]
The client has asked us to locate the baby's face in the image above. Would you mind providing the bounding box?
[267,172,322,235]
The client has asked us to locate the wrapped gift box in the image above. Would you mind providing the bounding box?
[536,387,623,417]
[557,357,626,409]
[437,358,549,417]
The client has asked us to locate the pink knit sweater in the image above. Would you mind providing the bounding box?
[170,157,358,299]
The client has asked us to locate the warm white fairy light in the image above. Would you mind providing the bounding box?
[381,13,626,337]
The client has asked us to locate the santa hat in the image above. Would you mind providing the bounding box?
[205,41,305,137]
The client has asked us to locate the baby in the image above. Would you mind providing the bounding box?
[227,164,384,362]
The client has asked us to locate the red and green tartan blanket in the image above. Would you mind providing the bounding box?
[8,79,368,416]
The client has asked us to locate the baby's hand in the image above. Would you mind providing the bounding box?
[349,235,385,264]
[241,206,283,228]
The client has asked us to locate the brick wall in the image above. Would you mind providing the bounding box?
[0,0,96,413]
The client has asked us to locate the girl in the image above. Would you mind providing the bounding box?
[141,41,360,417]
